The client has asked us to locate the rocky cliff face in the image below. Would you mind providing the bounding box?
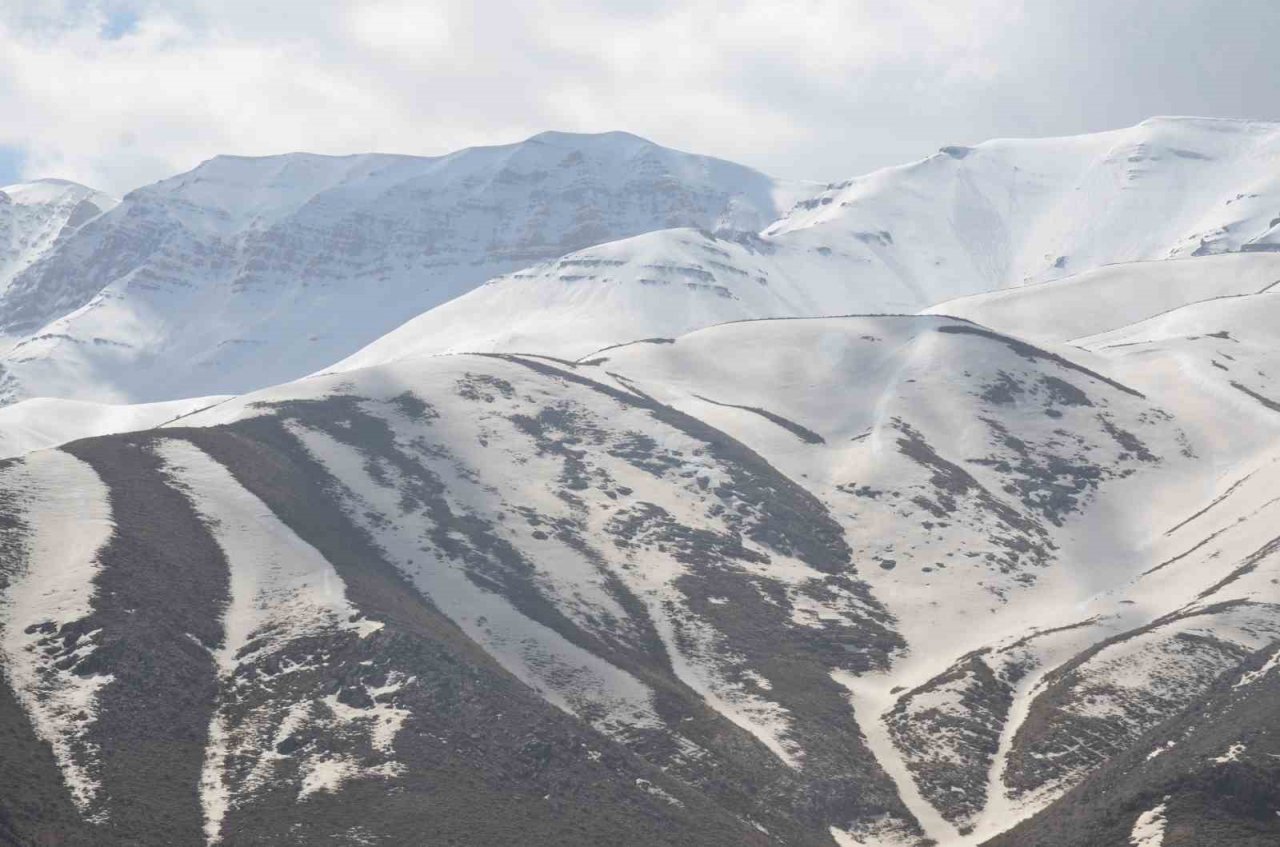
[0,179,116,295]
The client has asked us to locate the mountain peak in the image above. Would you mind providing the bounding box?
[523,128,653,147]
[0,178,115,208]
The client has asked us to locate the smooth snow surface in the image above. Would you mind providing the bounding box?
[0,394,229,458]
[926,253,1280,343]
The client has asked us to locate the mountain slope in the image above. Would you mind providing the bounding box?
[0,132,799,404]
[337,117,1280,369]
[0,180,117,295]
[923,252,1280,343]
[7,117,1280,404]
[769,116,1280,283]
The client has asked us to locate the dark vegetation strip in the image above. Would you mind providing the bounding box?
[1162,467,1259,537]
[691,393,826,445]
[61,436,228,847]
[1230,381,1280,413]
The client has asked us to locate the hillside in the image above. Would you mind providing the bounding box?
[1,307,1275,845]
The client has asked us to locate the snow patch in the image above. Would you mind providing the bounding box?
[1129,800,1168,847]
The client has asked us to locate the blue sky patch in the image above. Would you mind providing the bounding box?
[100,7,140,40]
[0,146,25,187]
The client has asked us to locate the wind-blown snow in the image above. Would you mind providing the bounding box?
[0,448,114,815]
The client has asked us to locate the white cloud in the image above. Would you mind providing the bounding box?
[0,0,1275,194]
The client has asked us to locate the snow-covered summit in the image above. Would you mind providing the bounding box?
[333,117,1280,370]
[6,117,1280,407]
[0,131,799,403]
[767,115,1280,280]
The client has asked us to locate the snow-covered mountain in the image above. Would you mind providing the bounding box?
[8,118,1280,402]
[0,118,1278,847]
[0,131,800,404]
[0,179,117,295]
[338,116,1280,367]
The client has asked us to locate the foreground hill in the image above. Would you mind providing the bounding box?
[1,305,1275,845]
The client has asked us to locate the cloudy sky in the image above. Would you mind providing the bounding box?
[2,0,1278,195]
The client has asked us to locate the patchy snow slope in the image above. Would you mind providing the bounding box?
[155,439,393,843]
[0,449,114,814]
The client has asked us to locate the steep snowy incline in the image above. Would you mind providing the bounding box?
[923,252,1280,343]
[923,251,1280,463]
[333,227,877,366]
[770,117,1280,286]
[0,131,801,404]
[0,180,117,295]
[337,118,1280,370]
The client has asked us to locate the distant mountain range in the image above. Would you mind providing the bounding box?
[0,118,1277,847]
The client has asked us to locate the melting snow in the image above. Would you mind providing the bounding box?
[155,439,393,843]
[1235,645,1280,688]
[0,449,114,816]
[1129,800,1168,847]
[1212,743,1246,764]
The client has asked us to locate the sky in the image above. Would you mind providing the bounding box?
[1,0,1278,195]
